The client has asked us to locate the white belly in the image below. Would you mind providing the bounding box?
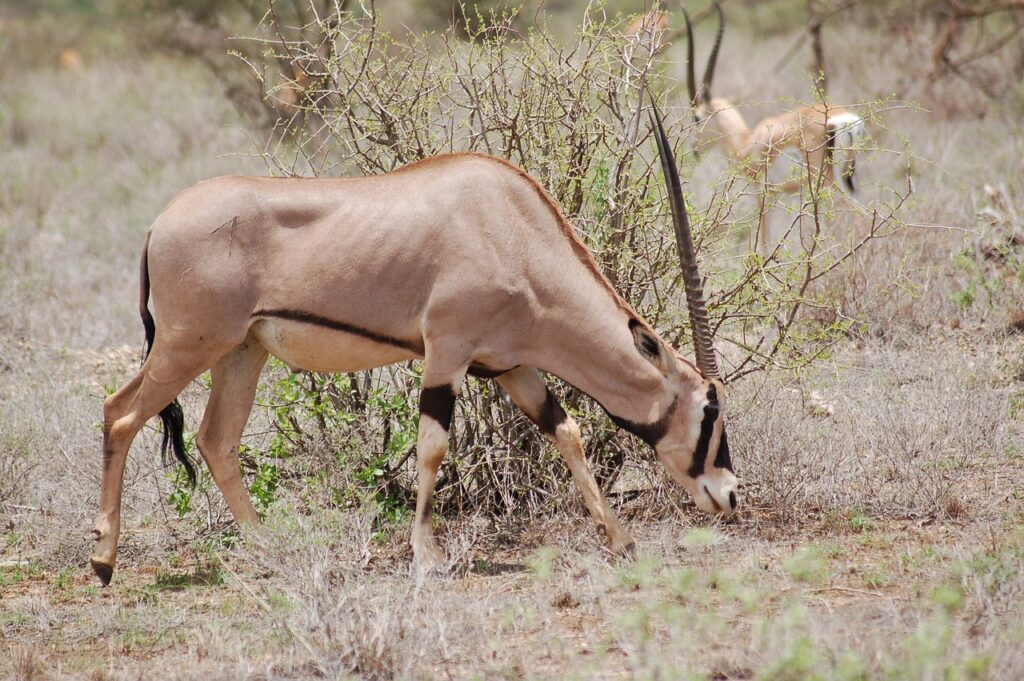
[250,319,420,373]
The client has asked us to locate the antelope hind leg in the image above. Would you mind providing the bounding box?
[91,344,215,585]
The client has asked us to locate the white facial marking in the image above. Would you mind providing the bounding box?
[694,470,738,516]
[685,384,708,455]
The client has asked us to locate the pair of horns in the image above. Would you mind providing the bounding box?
[649,99,719,380]
[681,0,725,106]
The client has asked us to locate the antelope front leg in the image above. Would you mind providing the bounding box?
[497,368,634,555]
[411,364,467,574]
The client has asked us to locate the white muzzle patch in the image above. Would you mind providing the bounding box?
[693,471,738,515]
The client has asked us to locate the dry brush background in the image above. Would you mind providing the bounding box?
[2,0,1024,679]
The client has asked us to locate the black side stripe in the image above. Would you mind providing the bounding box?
[467,363,519,379]
[688,384,720,478]
[608,397,679,448]
[420,385,457,431]
[253,308,424,354]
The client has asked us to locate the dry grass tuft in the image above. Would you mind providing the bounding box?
[9,646,48,681]
[1006,308,1024,335]
[943,493,969,519]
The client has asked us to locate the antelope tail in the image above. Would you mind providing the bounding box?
[139,233,197,486]
[825,112,865,194]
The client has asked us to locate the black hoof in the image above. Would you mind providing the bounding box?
[90,559,113,586]
[617,542,637,560]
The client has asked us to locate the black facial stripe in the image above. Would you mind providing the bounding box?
[467,363,519,379]
[419,385,457,431]
[714,429,733,472]
[687,386,721,478]
[534,388,568,436]
[608,397,679,448]
[253,308,424,354]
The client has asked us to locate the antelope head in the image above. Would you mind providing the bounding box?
[644,100,737,515]
[680,1,750,153]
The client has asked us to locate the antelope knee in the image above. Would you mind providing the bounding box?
[554,417,582,447]
[106,412,145,444]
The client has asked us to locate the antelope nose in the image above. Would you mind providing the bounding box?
[702,484,722,512]
[696,473,738,516]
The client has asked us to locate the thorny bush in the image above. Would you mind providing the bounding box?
[208,2,912,522]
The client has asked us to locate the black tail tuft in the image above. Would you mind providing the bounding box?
[826,122,857,194]
[140,232,197,487]
[842,157,856,193]
[159,399,196,486]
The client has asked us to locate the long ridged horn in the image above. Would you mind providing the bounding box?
[649,98,719,379]
[701,0,725,103]
[680,2,697,106]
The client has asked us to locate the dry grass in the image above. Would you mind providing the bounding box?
[2,3,1024,680]
[733,335,1016,523]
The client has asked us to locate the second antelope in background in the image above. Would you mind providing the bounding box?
[682,2,866,239]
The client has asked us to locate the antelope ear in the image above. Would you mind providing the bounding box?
[629,319,672,375]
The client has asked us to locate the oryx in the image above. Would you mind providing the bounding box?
[90,105,736,585]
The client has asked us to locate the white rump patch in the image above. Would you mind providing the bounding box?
[827,112,866,149]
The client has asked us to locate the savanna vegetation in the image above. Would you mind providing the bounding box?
[2,0,1024,678]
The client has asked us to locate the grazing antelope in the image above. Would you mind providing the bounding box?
[90,105,736,585]
[681,2,865,241]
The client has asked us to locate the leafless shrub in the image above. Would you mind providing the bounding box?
[924,0,1024,97]
[744,0,1024,113]
[805,222,964,340]
[0,428,36,508]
